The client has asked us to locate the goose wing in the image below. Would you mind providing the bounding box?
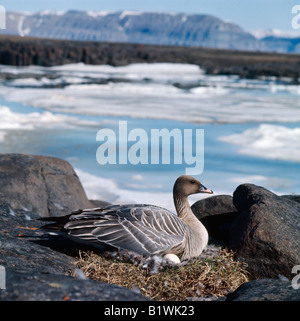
[64,204,188,256]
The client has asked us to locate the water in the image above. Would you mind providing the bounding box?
[0,62,299,212]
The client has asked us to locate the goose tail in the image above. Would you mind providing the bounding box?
[38,213,74,232]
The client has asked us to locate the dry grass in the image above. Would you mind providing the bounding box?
[74,249,249,301]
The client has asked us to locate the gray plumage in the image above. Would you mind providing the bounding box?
[41,175,213,261]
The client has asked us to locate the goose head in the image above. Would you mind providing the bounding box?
[173,175,213,197]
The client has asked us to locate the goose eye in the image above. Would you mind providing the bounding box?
[191,180,195,184]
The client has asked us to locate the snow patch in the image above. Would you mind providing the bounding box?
[219,124,300,163]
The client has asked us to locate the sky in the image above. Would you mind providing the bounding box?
[1,0,299,32]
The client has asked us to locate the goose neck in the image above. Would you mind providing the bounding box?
[173,192,193,219]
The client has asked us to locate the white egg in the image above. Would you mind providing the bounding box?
[164,253,181,264]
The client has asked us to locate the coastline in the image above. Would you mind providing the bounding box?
[0,35,300,80]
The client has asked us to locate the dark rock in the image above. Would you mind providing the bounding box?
[281,194,300,204]
[192,195,237,216]
[230,184,300,279]
[0,154,92,217]
[192,195,238,242]
[0,270,149,301]
[89,199,112,208]
[226,278,300,301]
[0,202,76,275]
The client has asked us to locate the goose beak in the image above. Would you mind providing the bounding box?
[199,184,213,194]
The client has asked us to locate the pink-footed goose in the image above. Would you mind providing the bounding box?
[41,175,213,263]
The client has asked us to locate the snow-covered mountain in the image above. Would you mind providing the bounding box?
[1,10,300,53]
[251,28,300,39]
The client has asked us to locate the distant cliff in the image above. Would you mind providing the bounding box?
[1,10,300,53]
[0,35,300,80]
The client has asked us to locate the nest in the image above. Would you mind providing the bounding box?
[74,246,249,301]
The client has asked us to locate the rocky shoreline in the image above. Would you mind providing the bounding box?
[1,35,300,81]
[1,153,300,301]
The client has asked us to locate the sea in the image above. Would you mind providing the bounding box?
[0,62,299,212]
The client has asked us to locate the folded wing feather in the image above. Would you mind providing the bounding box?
[64,204,188,256]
